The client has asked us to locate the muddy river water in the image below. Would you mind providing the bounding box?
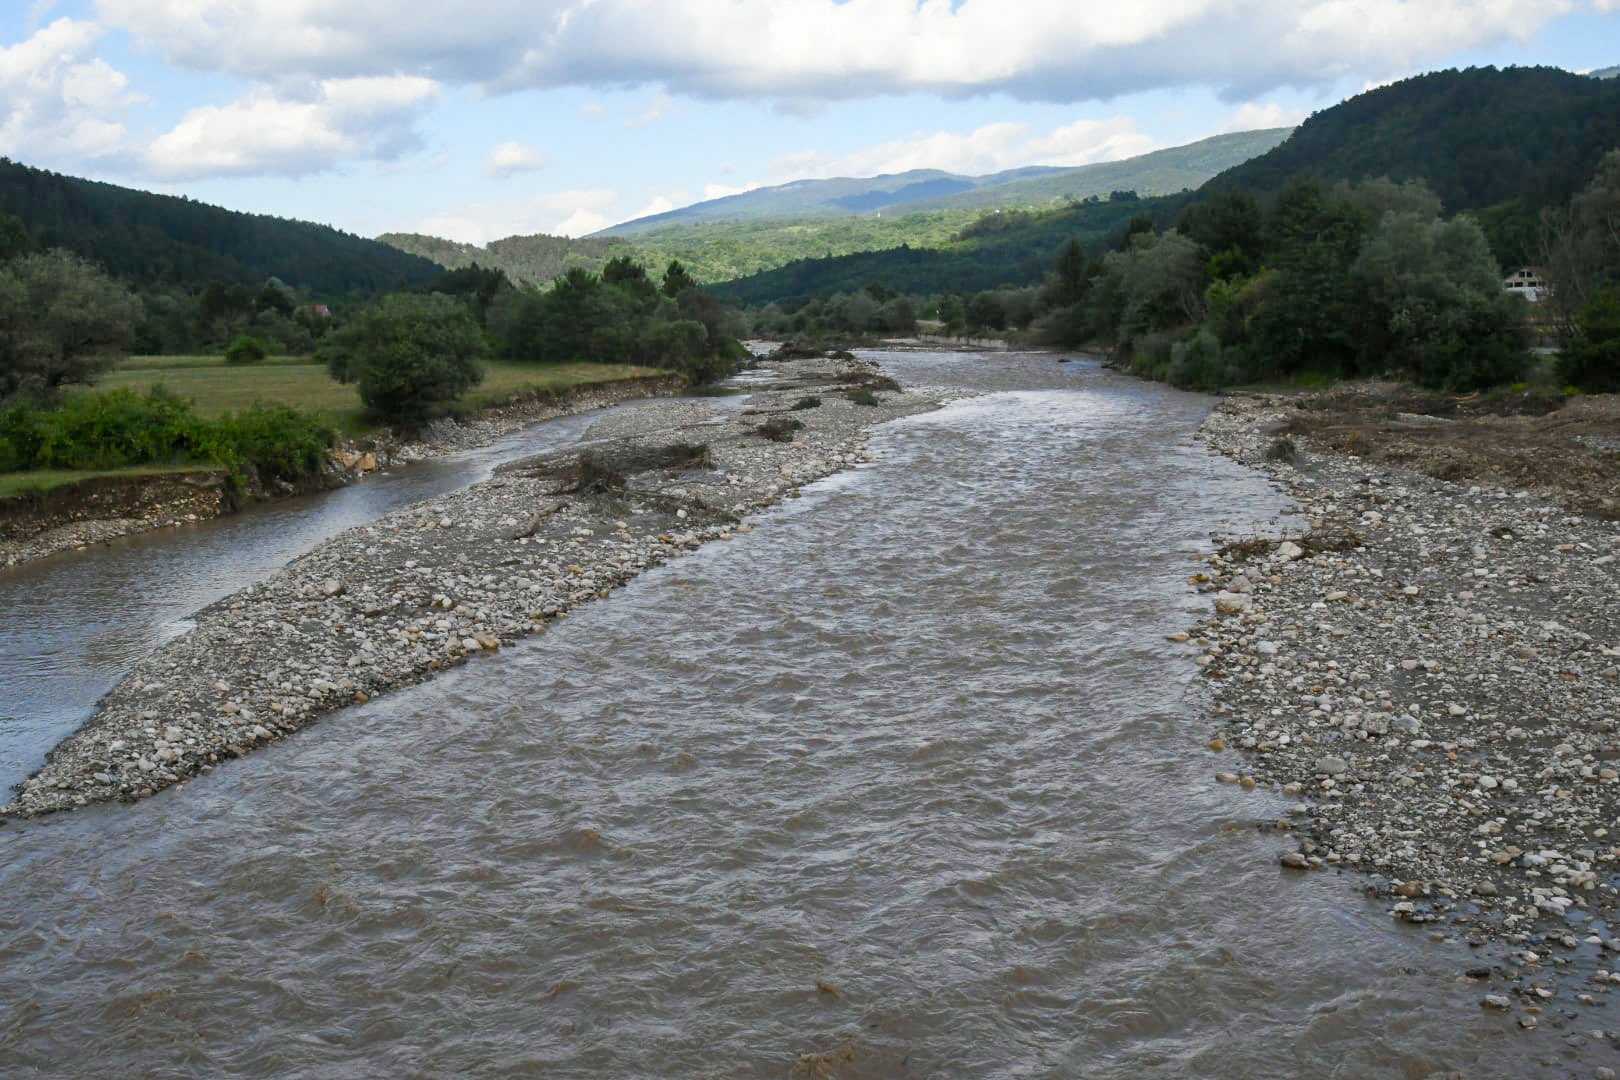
[0,353,1576,1076]
[0,399,691,794]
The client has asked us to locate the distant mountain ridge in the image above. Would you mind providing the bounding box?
[0,157,439,296]
[1592,65,1620,79]
[592,129,1291,236]
[714,64,1620,305]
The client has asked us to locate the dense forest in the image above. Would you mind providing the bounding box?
[1197,66,1620,265]
[711,196,1159,306]
[378,231,640,287]
[717,65,1620,305]
[0,159,439,297]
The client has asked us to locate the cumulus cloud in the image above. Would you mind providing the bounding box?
[413,188,621,243]
[1223,101,1309,132]
[774,117,1155,180]
[94,0,1573,104]
[485,140,548,178]
[0,18,137,165]
[144,75,437,180]
[633,193,683,218]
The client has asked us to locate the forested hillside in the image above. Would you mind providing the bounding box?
[0,159,439,296]
[1200,67,1620,213]
[377,231,638,286]
[720,65,1620,303]
[597,129,1287,235]
[710,196,1158,305]
[896,129,1292,214]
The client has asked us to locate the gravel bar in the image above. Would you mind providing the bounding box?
[4,356,948,817]
[1187,393,1620,1018]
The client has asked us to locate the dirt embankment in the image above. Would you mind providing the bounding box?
[0,374,686,570]
[0,471,232,566]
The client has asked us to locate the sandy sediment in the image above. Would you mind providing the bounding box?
[4,356,947,817]
[1185,391,1620,1004]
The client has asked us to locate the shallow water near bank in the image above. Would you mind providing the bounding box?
[0,396,696,792]
[0,353,1587,1076]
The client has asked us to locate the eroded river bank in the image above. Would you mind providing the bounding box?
[1,351,1615,1077]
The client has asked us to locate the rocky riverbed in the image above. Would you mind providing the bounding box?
[2,356,946,817]
[1189,391,1620,1029]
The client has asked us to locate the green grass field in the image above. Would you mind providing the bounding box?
[100,356,666,431]
[2,356,670,500]
[0,463,221,500]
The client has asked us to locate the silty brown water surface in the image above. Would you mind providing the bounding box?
[0,353,1572,1076]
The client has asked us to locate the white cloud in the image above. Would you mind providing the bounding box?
[580,102,606,117]
[1223,101,1308,132]
[625,91,676,128]
[94,0,1576,105]
[632,193,684,218]
[145,75,437,180]
[413,188,621,243]
[1593,0,1617,11]
[773,116,1155,180]
[703,180,762,199]
[0,18,137,165]
[484,140,548,178]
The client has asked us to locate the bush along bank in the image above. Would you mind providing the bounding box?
[3,353,952,816]
[0,372,690,569]
[1180,391,1620,1027]
[0,387,334,495]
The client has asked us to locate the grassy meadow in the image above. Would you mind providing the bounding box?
[0,463,223,499]
[0,356,669,501]
[98,356,666,432]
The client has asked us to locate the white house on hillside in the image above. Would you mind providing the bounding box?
[1504,267,1549,302]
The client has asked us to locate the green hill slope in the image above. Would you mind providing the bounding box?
[709,197,1159,306]
[0,158,439,296]
[376,231,638,286]
[1200,66,1620,212]
[898,129,1292,213]
[715,65,1620,304]
[595,129,1289,236]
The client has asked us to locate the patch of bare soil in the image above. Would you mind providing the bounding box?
[1268,383,1620,517]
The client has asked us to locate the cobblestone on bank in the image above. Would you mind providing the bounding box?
[1187,392,1620,1021]
[3,356,947,817]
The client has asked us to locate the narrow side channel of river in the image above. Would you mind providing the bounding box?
[0,354,1566,1076]
[0,396,709,792]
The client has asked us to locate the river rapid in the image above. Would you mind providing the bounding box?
[0,353,1567,1076]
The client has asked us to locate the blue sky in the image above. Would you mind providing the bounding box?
[1,2,1615,243]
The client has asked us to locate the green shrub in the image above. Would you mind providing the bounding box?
[1558,288,1620,392]
[214,405,333,485]
[0,387,332,488]
[323,293,487,425]
[224,335,270,365]
[846,387,881,406]
[791,395,822,410]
